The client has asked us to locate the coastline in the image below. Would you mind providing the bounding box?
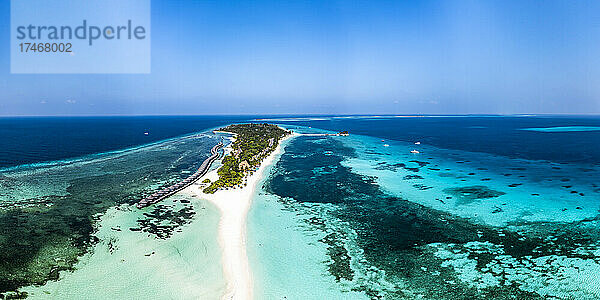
[189,130,297,300]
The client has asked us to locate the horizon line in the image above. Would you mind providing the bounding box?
[1,113,600,118]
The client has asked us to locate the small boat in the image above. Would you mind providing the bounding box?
[383,144,389,147]
[411,150,420,154]
[144,132,149,135]
[414,141,421,145]
[381,139,385,142]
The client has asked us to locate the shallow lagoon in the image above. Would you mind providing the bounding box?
[253,123,600,299]
[247,136,370,299]
[22,197,225,299]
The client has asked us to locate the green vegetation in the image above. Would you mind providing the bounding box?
[204,123,289,194]
[202,178,211,183]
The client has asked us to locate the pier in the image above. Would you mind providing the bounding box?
[136,141,224,209]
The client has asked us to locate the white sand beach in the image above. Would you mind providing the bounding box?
[189,132,296,300]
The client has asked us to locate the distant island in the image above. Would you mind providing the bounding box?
[204,123,290,194]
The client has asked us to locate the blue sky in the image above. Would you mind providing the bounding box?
[1,0,599,116]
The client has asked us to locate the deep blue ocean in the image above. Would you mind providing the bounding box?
[0,116,251,169]
[273,115,600,164]
[2,115,599,169]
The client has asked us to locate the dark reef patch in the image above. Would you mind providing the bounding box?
[413,184,433,190]
[135,201,196,239]
[319,232,353,281]
[443,186,506,205]
[374,162,420,173]
[403,175,424,180]
[409,160,430,167]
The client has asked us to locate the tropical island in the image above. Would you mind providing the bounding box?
[192,123,294,299]
[203,123,290,194]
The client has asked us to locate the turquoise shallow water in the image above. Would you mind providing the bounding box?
[21,197,225,299]
[250,124,600,299]
[247,137,370,299]
[344,134,599,226]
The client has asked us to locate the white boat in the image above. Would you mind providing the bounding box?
[144,132,149,135]
[411,150,420,153]
[414,141,421,145]
[383,144,389,147]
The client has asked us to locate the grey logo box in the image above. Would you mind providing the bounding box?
[11,0,151,74]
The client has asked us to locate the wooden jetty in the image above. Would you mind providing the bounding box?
[136,142,224,209]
